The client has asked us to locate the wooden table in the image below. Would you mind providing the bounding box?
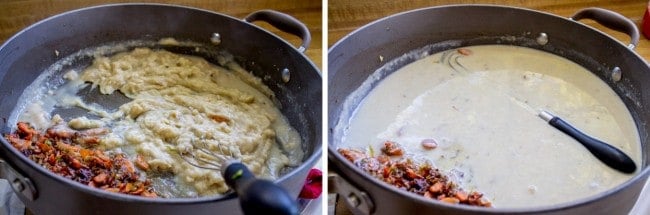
[329,0,650,63]
[0,0,322,69]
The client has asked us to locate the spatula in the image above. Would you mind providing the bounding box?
[539,111,637,174]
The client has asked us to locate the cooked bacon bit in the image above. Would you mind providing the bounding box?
[421,138,438,150]
[46,126,74,139]
[405,168,421,180]
[479,198,491,207]
[17,122,37,140]
[141,190,158,197]
[131,186,145,195]
[82,128,109,136]
[36,139,52,152]
[47,125,108,146]
[93,173,108,185]
[423,191,434,199]
[6,134,28,151]
[440,197,460,204]
[47,154,56,166]
[381,141,403,156]
[104,188,120,193]
[65,156,83,170]
[76,135,101,145]
[338,148,366,162]
[455,190,468,202]
[376,155,390,164]
[468,192,491,207]
[429,182,444,193]
[382,166,391,178]
[135,155,150,171]
[4,122,156,198]
[337,147,491,207]
[114,154,138,180]
[209,114,230,123]
[457,48,472,56]
[125,183,137,192]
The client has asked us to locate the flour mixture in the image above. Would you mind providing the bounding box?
[10,45,303,198]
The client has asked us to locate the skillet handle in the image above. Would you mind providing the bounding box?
[244,10,312,53]
[571,7,640,49]
[0,159,37,201]
[328,172,375,215]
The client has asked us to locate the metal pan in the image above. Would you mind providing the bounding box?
[0,3,322,215]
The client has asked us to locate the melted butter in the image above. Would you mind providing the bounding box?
[340,45,640,208]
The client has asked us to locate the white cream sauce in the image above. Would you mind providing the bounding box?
[339,45,640,208]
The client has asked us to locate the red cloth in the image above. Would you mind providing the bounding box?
[643,4,650,39]
[298,168,322,199]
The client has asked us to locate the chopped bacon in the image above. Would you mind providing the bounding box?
[338,148,366,161]
[381,141,404,156]
[135,155,150,171]
[208,114,230,123]
[4,122,156,197]
[457,48,473,56]
[338,146,491,207]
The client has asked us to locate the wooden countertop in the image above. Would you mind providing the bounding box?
[0,0,322,69]
[329,0,650,63]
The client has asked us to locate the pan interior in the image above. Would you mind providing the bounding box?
[4,39,308,198]
[332,36,647,209]
[333,35,648,166]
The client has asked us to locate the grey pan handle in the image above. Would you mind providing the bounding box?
[571,7,640,49]
[0,160,37,201]
[244,10,312,53]
[328,173,375,215]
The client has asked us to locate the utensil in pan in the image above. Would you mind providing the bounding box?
[505,87,637,174]
[180,142,298,215]
[441,47,637,174]
[506,92,636,174]
[539,111,637,173]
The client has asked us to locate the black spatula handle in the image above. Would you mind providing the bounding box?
[545,114,636,174]
[222,161,299,215]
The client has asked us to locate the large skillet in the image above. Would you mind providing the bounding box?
[329,5,650,215]
[0,3,322,215]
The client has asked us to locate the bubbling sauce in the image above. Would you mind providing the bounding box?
[338,45,640,208]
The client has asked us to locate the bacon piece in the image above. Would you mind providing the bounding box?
[381,141,403,156]
[338,145,491,207]
[4,122,157,197]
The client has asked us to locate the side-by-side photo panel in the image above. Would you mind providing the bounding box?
[5,0,650,214]
[328,1,650,215]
